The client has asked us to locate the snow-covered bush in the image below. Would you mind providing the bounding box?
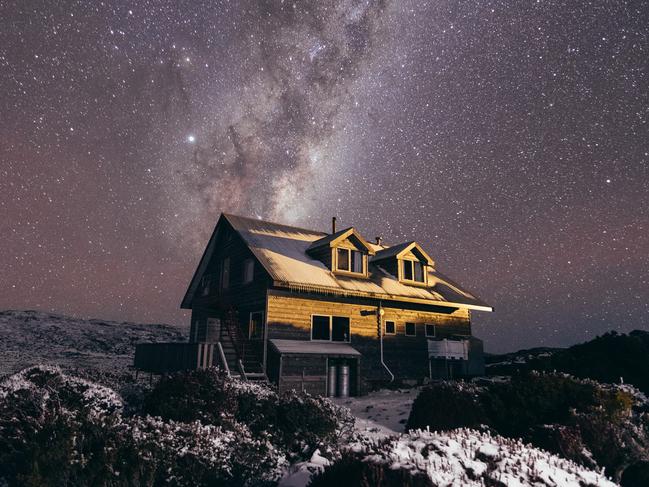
[143,368,354,459]
[0,367,289,486]
[112,416,285,486]
[0,366,123,486]
[406,372,649,482]
[276,389,355,457]
[309,428,617,487]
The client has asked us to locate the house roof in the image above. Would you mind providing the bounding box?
[372,241,434,266]
[270,339,362,356]
[306,227,375,254]
[209,213,492,312]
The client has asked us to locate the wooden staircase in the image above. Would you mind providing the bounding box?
[218,309,267,382]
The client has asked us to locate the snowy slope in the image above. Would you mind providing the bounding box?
[0,310,185,376]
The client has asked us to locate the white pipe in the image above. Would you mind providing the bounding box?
[378,302,395,382]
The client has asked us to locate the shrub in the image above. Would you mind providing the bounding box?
[0,367,288,487]
[143,368,354,459]
[310,428,616,487]
[276,389,355,457]
[405,372,648,482]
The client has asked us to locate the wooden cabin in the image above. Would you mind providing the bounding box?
[135,213,492,396]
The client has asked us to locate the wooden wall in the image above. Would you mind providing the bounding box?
[266,291,471,387]
[189,220,270,340]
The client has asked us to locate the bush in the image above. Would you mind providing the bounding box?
[310,428,616,487]
[405,372,648,482]
[0,367,288,486]
[276,389,354,457]
[143,368,354,459]
[308,449,433,487]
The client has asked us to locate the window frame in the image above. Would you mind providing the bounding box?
[243,258,254,284]
[425,324,436,338]
[310,314,351,343]
[405,322,417,337]
[384,320,396,335]
[200,274,215,296]
[400,259,427,285]
[334,247,366,275]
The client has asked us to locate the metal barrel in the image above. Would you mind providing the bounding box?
[327,365,338,397]
[337,363,350,398]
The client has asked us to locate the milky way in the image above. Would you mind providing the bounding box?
[1,0,648,352]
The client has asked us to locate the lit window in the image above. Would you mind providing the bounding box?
[425,324,436,337]
[402,260,425,283]
[385,321,396,335]
[336,248,364,274]
[405,322,416,336]
[243,259,254,283]
[311,315,350,342]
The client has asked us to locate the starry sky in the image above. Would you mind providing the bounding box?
[2,0,648,353]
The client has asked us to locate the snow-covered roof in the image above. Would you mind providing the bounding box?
[270,339,361,356]
[306,226,375,254]
[372,241,434,266]
[223,214,491,312]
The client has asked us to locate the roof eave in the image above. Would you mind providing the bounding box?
[271,280,493,312]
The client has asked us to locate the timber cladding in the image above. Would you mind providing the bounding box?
[266,291,471,384]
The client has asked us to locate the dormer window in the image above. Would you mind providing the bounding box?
[402,259,425,283]
[336,248,364,274]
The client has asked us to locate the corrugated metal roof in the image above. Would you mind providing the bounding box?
[223,214,492,311]
[270,339,362,356]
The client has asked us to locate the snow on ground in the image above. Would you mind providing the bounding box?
[333,387,418,437]
[0,310,184,376]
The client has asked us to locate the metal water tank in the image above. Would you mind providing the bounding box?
[337,363,350,398]
[327,365,337,397]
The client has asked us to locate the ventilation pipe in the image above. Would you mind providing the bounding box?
[378,302,395,382]
[375,236,383,246]
[332,216,337,234]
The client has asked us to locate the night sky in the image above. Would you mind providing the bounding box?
[2,1,648,353]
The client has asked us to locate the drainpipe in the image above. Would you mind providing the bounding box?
[378,302,395,382]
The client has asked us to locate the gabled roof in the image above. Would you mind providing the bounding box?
[181,213,492,312]
[306,227,375,254]
[372,241,435,266]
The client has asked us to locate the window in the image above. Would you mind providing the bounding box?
[312,315,331,340]
[221,257,230,289]
[405,322,416,336]
[384,320,396,335]
[311,315,350,342]
[243,259,254,283]
[336,248,364,274]
[425,324,436,337]
[201,274,215,296]
[402,260,425,283]
[249,311,264,339]
[332,316,350,342]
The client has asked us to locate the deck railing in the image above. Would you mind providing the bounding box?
[134,342,215,374]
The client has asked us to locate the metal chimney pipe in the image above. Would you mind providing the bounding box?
[375,236,383,245]
[332,216,337,234]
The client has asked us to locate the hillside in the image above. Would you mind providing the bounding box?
[486,330,649,395]
[0,310,185,377]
